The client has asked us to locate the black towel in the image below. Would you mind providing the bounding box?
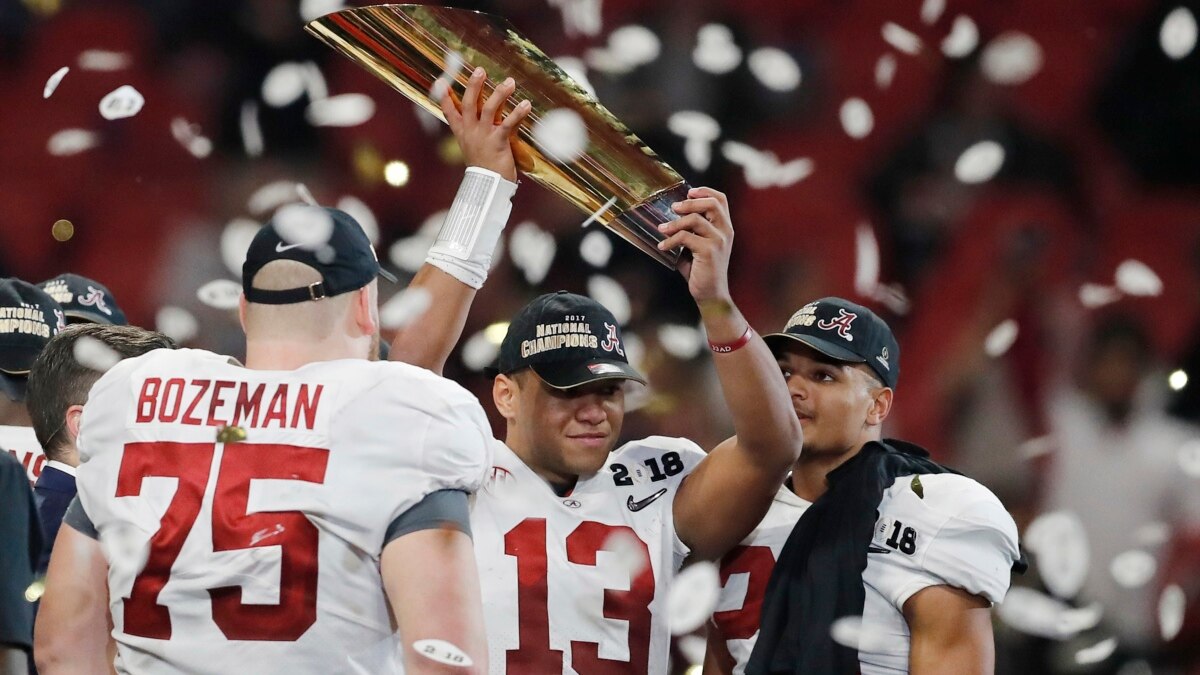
[745,439,959,675]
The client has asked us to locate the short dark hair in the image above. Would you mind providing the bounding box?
[26,324,176,461]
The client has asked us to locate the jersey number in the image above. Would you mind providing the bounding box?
[116,441,329,641]
[711,545,776,640]
[884,520,918,555]
[503,518,654,674]
[611,452,685,486]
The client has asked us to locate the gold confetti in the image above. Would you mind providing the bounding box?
[217,425,248,444]
[911,475,924,499]
[51,219,74,242]
[25,578,46,602]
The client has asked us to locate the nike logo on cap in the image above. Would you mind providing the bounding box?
[275,242,305,253]
[627,487,668,512]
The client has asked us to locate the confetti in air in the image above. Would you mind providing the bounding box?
[984,319,1019,357]
[875,54,897,89]
[1178,439,1200,477]
[1025,511,1090,599]
[854,223,881,298]
[412,639,474,668]
[220,217,260,276]
[155,306,199,344]
[549,0,602,38]
[248,181,304,216]
[996,587,1103,639]
[240,101,265,157]
[721,141,814,189]
[1159,584,1186,641]
[51,219,75,242]
[24,579,45,603]
[1110,549,1157,589]
[747,48,802,92]
[580,196,618,229]
[587,275,632,325]
[510,221,557,285]
[668,111,721,171]
[299,0,346,23]
[295,183,318,207]
[306,93,376,127]
[216,425,248,443]
[390,211,445,273]
[1114,259,1163,296]
[579,230,613,268]
[1161,7,1198,60]
[830,616,889,651]
[840,98,874,139]
[942,16,980,58]
[604,529,649,578]
[676,635,707,667]
[533,108,588,163]
[461,328,502,371]
[271,204,335,250]
[73,336,123,372]
[78,50,131,71]
[881,22,923,55]
[981,32,1043,85]
[668,562,721,634]
[954,140,1005,184]
[196,279,243,311]
[693,24,743,74]
[1078,283,1121,308]
[43,66,68,98]
[1074,637,1118,666]
[301,61,329,102]
[609,25,662,67]
[380,287,433,330]
[262,62,309,107]
[98,85,145,120]
[920,0,946,25]
[170,117,212,159]
[1134,521,1172,547]
[658,324,705,360]
[47,129,99,156]
[335,196,379,243]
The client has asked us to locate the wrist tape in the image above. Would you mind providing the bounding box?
[425,167,517,289]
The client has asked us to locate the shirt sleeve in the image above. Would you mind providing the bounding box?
[384,489,471,545]
[418,389,495,495]
[63,494,99,540]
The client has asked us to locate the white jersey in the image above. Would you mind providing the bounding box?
[0,424,44,485]
[472,435,705,674]
[713,474,1019,675]
[74,348,493,675]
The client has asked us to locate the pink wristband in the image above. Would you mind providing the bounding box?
[709,325,755,354]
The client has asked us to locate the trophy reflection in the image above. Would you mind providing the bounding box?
[306,4,690,269]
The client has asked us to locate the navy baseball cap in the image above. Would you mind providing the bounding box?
[494,291,646,389]
[763,297,900,388]
[0,278,65,401]
[242,206,396,304]
[39,273,127,325]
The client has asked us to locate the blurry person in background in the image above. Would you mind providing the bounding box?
[37,274,128,327]
[0,279,64,426]
[1041,313,1200,672]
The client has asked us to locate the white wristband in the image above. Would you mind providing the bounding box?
[425,167,517,289]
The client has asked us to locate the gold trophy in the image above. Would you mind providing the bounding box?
[305,4,690,269]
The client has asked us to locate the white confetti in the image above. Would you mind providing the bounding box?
[1017,435,1055,461]
[867,283,911,316]
[295,183,318,207]
[78,49,131,72]
[1178,439,1200,477]
[587,275,632,325]
[170,117,212,159]
[668,561,721,635]
[411,639,473,668]
[390,211,445,273]
[221,217,261,277]
[668,111,721,171]
[272,203,334,250]
[829,615,890,651]
[748,47,802,92]
[1110,549,1157,589]
[336,196,379,244]
[1161,7,1198,60]
[997,587,1103,639]
[882,22,923,55]
[299,0,345,22]
[981,32,1043,85]
[722,141,813,189]
[549,0,602,38]
[1114,259,1163,296]
[921,0,945,25]
[693,24,743,75]
[875,54,897,89]
[249,181,303,216]
[1025,511,1090,599]
[47,129,100,156]
[676,635,707,667]
[380,287,432,330]
[306,93,375,127]
[580,196,618,229]
[301,61,328,102]
[262,62,309,107]
[942,15,980,58]
[1074,637,1118,665]
[604,529,649,579]
[580,230,613,268]
[954,140,1005,184]
[1159,584,1186,641]
[554,56,597,98]
[43,66,68,99]
[98,85,145,121]
[1134,521,1172,547]
[658,324,705,360]
[240,101,264,157]
[855,223,881,298]
[510,221,557,284]
[1170,369,1189,391]
[196,279,243,311]
[461,328,501,371]
[156,306,199,344]
[1079,283,1122,308]
[533,108,588,164]
[73,336,122,372]
[584,48,634,76]
[840,98,874,139]
[609,25,661,68]
[984,320,1019,357]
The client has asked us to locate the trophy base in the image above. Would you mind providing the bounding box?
[609,183,692,270]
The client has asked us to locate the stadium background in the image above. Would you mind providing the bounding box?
[2,0,1199,672]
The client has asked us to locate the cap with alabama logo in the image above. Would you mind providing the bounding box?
[492,291,646,389]
[764,297,900,388]
[0,278,66,401]
[38,273,127,325]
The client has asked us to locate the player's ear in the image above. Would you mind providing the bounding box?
[866,386,893,427]
[493,374,519,421]
[353,283,379,337]
[64,404,84,443]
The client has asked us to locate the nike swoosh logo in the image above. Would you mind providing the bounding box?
[275,242,305,253]
[626,487,668,512]
[867,544,891,555]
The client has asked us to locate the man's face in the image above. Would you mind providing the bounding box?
[776,344,885,456]
[511,372,626,481]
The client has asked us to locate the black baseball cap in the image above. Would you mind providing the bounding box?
[242,206,396,304]
[763,297,900,388]
[39,273,127,325]
[494,291,646,389]
[0,278,65,401]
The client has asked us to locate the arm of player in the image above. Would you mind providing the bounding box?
[381,526,488,675]
[389,68,531,374]
[661,187,804,560]
[903,585,995,675]
[702,621,736,675]
[34,522,114,675]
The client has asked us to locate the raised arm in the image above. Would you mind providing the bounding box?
[35,522,114,675]
[660,187,804,560]
[904,585,995,675]
[389,67,529,373]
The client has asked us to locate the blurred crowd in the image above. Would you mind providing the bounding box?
[2,0,1200,673]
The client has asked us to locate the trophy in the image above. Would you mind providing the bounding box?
[305,4,690,269]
